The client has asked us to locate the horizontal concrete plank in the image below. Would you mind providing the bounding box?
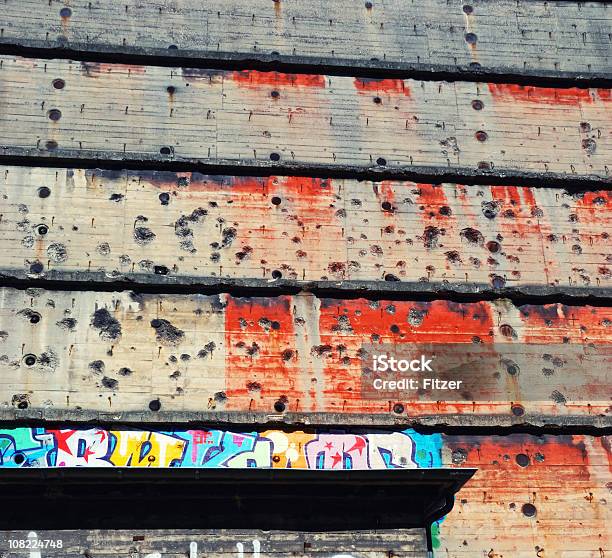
[0,0,610,80]
[0,166,610,294]
[0,529,426,557]
[0,288,609,421]
[0,57,610,181]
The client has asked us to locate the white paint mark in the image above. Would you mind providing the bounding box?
[27,532,41,558]
[236,542,244,558]
[144,554,162,558]
[190,541,198,558]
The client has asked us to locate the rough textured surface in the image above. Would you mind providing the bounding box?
[0,57,610,181]
[0,529,428,557]
[0,287,609,420]
[0,428,609,557]
[0,0,611,553]
[1,166,610,293]
[0,0,610,80]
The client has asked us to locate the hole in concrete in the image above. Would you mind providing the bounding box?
[29,313,41,324]
[521,503,536,517]
[30,262,44,274]
[516,454,530,467]
[48,109,62,121]
[23,355,37,367]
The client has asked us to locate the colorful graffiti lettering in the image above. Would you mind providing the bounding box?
[0,427,442,469]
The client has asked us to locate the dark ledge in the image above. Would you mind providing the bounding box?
[0,467,475,531]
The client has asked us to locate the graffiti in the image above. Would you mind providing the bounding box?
[0,427,442,469]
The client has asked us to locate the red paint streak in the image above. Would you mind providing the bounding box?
[489,186,541,237]
[491,186,521,207]
[316,299,494,412]
[354,78,411,96]
[231,70,326,89]
[321,299,494,342]
[488,84,598,106]
[519,304,611,343]
[377,180,398,206]
[597,89,611,102]
[224,296,299,410]
[144,174,333,198]
[490,185,538,213]
[573,191,610,225]
[270,176,330,198]
[416,183,451,223]
[417,183,448,207]
[144,173,267,193]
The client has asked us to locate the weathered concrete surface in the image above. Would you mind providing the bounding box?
[1,166,610,294]
[0,529,428,557]
[0,428,609,557]
[0,57,610,181]
[0,287,609,421]
[0,0,610,81]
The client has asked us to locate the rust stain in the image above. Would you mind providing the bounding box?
[231,70,326,89]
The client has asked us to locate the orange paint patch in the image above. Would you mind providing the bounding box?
[231,70,326,89]
[488,84,596,106]
[315,300,494,412]
[445,434,592,467]
[224,297,300,410]
[519,304,611,344]
[354,78,411,96]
